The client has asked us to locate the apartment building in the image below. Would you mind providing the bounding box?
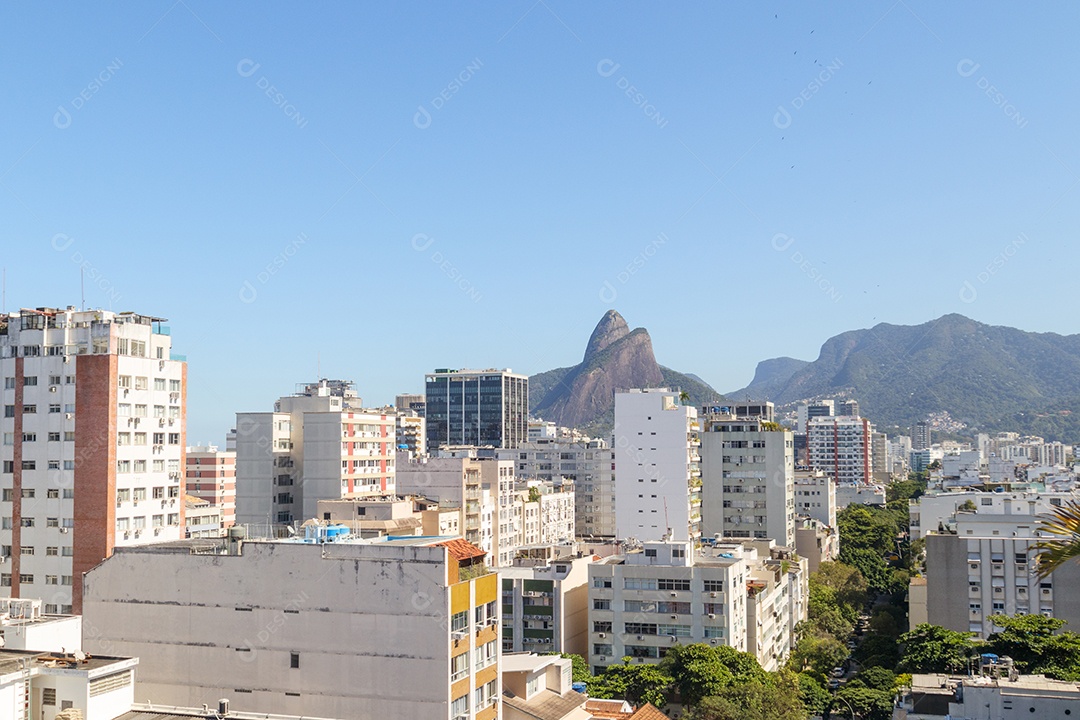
[396,453,496,558]
[82,531,501,720]
[613,390,701,543]
[794,517,839,573]
[184,445,235,531]
[500,437,616,539]
[0,597,81,652]
[425,368,529,450]
[923,511,1080,639]
[587,540,748,674]
[519,481,576,547]
[910,490,1078,541]
[500,549,593,656]
[793,468,836,529]
[234,380,395,529]
[1,307,187,614]
[807,415,874,485]
[699,407,795,546]
[744,541,807,672]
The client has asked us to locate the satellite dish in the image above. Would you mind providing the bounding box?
[74,650,86,662]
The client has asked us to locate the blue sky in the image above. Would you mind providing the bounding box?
[2,2,1078,444]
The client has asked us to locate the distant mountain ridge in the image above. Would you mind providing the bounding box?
[726,314,1080,441]
[530,310,722,437]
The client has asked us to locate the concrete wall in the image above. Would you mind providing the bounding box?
[82,541,462,720]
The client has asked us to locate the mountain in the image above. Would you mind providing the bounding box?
[530,310,722,436]
[725,314,1080,441]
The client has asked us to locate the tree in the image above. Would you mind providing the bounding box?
[850,666,896,692]
[688,671,806,720]
[587,659,671,707]
[958,499,977,512]
[811,561,869,623]
[853,634,900,671]
[662,643,767,707]
[832,685,894,720]
[1033,499,1080,578]
[788,631,848,681]
[898,624,978,674]
[797,672,831,716]
[986,614,1080,680]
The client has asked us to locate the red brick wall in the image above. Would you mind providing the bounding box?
[72,353,117,613]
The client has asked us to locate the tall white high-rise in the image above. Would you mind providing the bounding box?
[807,415,874,484]
[613,389,701,543]
[1,307,187,613]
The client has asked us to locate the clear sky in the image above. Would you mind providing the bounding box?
[3,2,1078,444]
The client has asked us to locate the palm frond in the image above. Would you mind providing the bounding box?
[1032,500,1080,579]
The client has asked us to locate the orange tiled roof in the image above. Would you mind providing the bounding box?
[433,538,487,561]
[628,703,670,720]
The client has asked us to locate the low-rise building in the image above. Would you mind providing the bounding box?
[183,495,222,538]
[185,444,236,530]
[0,598,81,652]
[501,653,590,720]
[835,482,886,509]
[315,495,423,537]
[793,468,836,528]
[897,669,1080,720]
[794,517,839,573]
[82,531,501,720]
[0,648,138,720]
[500,548,593,656]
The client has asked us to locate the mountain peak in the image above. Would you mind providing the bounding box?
[583,310,630,362]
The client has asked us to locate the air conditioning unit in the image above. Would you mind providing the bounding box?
[636,635,644,640]
[670,592,678,597]
[710,592,717,598]
[49,385,57,393]
[708,613,716,619]
[671,614,678,620]
[154,528,161,536]
[159,419,165,427]
[65,413,73,420]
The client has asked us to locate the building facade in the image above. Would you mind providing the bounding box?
[82,534,501,720]
[234,380,395,530]
[1,307,187,614]
[807,415,874,485]
[425,369,529,450]
[500,551,592,656]
[184,445,235,531]
[699,408,795,546]
[613,390,701,543]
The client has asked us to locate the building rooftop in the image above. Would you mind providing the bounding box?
[0,649,134,675]
[118,704,341,720]
[501,687,587,720]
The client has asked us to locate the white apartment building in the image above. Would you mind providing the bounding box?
[82,532,502,720]
[807,415,874,485]
[699,409,795,546]
[744,541,807,672]
[923,511,1080,639]
[613,390,701,543]
[835,482,886,509]
[0,598,81,652]
[500,550,593,656]
[234,380,395,530]
[587,540,748,675]
[500,438,616,539]
[521,481,575,547]
[794,517,839,573]
[910,490,1079,541]
[395,453,496,558]
[1,307,187,614]
[793,468,836,529]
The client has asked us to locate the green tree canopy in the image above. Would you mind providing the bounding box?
[550,652,590,684]
[787,631,848,681]
[796,672,831,716]
[586,658,671,707]
[832,685,894,720]
[986,614,1080,680]
[661,643,766,707]
[898,624,979,674]
[687,671,806,720]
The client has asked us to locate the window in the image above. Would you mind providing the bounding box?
[19,574,33,584]
[21,546,34,555]
[117,518,130,531]
[2,378,12,389]
[62,546,73,556]
[48,432,60,442]
[133,488,147,502]
[117,433,131,446]
[593,621,613,633]
[118,375,132,389]
[42,688,56,706]
[46,546,58,556]
[117,460,131,473]
[46,575,58,585]
[22,433,36,442]
[153,487,165,500]
[152,515,164,528]
[451,610,468,634]
[47,489,58,499]
[118,404,131,417]
[290,652,300,669]
[169,379,181,392]
[117,489,131,502]
[704,580,725,592]
[134,376,148,391]
[624,578,657,590]
[134,432,147,446]
[22,405,36,414]
[593,599,611,610]
[49,404,61,414]
[46,518,59,528]
[134,404,147,418]
[154,378,166,391]
[23,376,38,386]
[658,578,691,591]
[593,577,612,589]
[450,695,468,718]
[48,375,61,386]
[133,460,146,473]
[20,518,34,527]
[451,651,470,680]
[153,406,165,418]
[168,433,180,445]
[132,517,146,530]
[0,574,9,586]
